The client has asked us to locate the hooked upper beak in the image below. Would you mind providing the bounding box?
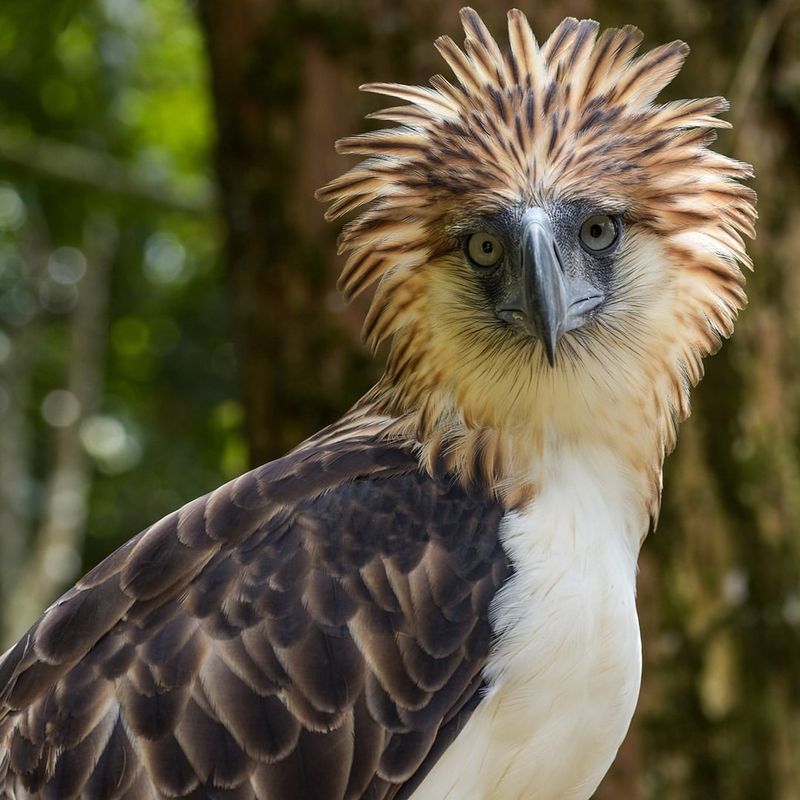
[496,208,603,366]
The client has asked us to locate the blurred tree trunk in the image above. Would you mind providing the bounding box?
[2,219,116,642]
[0,224,46,631]
[197,1,800,798]
[198,0,367,463]
[197,0,470,464]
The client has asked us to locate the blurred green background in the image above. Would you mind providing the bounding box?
[0,0,798,797]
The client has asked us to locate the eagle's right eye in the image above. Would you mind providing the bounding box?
[466,233,504,268]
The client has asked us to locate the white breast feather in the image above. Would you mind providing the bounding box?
[412,442,646,800]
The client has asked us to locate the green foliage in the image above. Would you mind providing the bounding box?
[0,0,238,584]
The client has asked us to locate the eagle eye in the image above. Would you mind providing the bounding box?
[466,232,504,268]
[579,215,619,253]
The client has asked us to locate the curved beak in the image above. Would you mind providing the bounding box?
[496,208,603,366]
[521,209,566,366]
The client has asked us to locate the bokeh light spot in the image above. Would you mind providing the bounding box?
[0,329,10,365]
[43,542,82,584]
[80,414,142,473]
[112,315,150,357]
[0,184,26,231]
[143,232,190,284]
[41,389,81,428]
[48,247,87,285]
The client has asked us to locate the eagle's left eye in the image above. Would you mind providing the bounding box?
[466,233,504,268]
[579,215,619,253]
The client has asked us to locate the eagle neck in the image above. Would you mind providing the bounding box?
[521,429,650,559]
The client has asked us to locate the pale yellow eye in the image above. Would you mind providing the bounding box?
[467,232,504,267]
[579,215,619,252]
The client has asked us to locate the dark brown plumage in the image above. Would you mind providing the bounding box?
[0,414,508,799]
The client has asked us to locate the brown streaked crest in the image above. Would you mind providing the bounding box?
[316,6,756,358]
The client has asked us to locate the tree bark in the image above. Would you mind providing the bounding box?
[198,0,366,463]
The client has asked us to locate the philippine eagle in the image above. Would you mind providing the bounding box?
[0,8,755,800]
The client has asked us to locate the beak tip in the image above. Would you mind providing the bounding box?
[543,328,559,367]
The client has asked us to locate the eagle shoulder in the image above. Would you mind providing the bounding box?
[0,416,510,800]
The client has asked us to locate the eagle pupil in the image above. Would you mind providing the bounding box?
[590,223,603,238]
[481,240,494,254]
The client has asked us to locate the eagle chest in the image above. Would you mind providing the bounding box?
[413,452,644,800]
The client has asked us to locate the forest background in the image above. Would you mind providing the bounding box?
[0,0,798,797]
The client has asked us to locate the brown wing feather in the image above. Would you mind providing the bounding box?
[0,417,509,800]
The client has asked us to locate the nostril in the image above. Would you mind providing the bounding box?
[497,308,527,325]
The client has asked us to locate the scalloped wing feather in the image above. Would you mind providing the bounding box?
[0,419,509,800]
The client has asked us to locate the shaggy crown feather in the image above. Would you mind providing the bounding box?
[317,7,755,354]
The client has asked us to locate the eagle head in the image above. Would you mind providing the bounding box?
[317,8,756,503]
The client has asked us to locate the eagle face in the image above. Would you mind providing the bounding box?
[405,193,678,445]
[451,199,621,364]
